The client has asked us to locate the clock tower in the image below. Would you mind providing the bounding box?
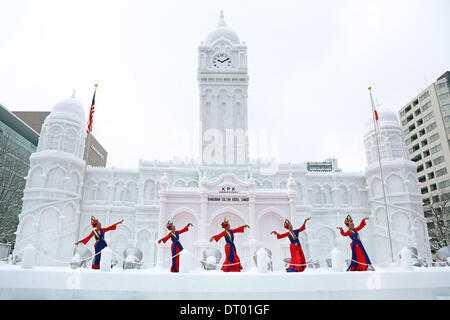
[198,11,249,167]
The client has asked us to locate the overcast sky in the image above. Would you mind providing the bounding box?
[1,0,449,172]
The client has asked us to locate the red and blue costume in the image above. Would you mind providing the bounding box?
[160,224,191,272]
[275,219,307,272]
[79,219,117,269]
[213,224,246,272]
[340,216,373,271]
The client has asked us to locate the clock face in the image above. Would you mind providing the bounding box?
[212,53,232,69]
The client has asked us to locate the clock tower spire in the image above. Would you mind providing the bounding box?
[198,11,249,167]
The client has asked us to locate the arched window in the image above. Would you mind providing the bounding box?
[188,181,198,188]
[339,186,349,205]
[296,182,303,200]
[46,167,65,190]
[262,180,273,189]
[386,174,404,194]
[144,180,155,200]
[47,125,62,150]
[66,172,79,193]
[389,136,403,159]
[175,180,186,188]
[63,128,78,154]
[127,182,138,202]
[29,167,45,189]
[96,181,108,201]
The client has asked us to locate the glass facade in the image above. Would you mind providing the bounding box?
[0,105,38,246]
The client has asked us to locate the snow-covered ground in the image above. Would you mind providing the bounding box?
[0,264,449,300]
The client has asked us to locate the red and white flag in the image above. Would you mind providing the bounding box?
[87,84,98,135]
[368,86,380,133]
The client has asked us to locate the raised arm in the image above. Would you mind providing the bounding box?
[212,231,225,242]
[159,233,171,244]
[337,227,352,237]
[177,223,193,235]
[355,219,367,232]
[276,232,289,239]
[231,225,248,234]
[298,223,306,233]
[77,232,94,245]
[103,219,124,233]
[298,217,311,233]
[103,224,117,233]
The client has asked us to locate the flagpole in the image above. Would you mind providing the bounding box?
[75,84,98,242]
[368,86,395,263]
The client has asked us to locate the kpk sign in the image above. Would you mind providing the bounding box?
[208,183,249,202]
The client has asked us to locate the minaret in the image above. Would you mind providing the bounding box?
[363,108,432,264]
[13,96,87,266]
[198,11,249,167]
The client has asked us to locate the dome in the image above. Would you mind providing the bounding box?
[51,95,86,123]
[205,11,240,45]
[364,107,400,135]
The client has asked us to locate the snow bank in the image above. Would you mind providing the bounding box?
[0,265,449,300]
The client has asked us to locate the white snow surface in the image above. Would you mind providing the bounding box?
[0,265,449,300]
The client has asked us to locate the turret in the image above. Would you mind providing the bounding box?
[363,108,432,263]
[13,95,87,266]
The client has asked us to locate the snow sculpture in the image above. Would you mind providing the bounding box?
[11,13,432,271]
[400,247,413,270]
[364,108,432,264]
[14,96,86,266]
[21,244,36,269]
[256,248,269,273]
[179,249,191,273]
[122,247,143,270]
[100,247,112,272]
[331,248,345,272]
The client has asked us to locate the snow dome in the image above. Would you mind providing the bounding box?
[205,11,240,45]
[51,96,86,124]
[364,108,400,135]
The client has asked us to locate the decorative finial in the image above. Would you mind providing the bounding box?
[218,10,227,27]
[368,86,372,91]
[71,89,76,99]
[95,83,98,87]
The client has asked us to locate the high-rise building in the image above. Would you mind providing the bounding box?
[13,111,108,167]
[398,71,450,253]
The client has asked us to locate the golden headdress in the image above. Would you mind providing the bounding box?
[344,214,353,226]
[91,216,98,227]
[221,217,229,228]
[284,218,292,229]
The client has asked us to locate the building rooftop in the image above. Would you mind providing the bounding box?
[0,104,39,146]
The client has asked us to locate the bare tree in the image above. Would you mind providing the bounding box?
[424,189,450,253]
[0,132,32,248]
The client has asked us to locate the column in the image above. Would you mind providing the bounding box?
[156,175,169,268]
[248,195,256,240]
[200,191,208,241]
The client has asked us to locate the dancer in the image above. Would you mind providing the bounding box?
[158,221,193,272]
[337,215,374,271]
[210,218,250,272]
[75,216,123,269]
[271,217,310,272]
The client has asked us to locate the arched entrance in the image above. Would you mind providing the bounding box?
[258,211,285,271]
